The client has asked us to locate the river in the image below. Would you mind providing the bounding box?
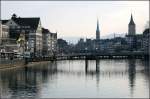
[0,59,149,98]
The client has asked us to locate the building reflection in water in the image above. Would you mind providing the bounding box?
[143,60,149,79]
[85,59,100,73]
[0,61,57,98]
[0,59,149,98]
[127,59,136,97]
[85,59,100,89]
[85,59,88,74]
[141,59,149,90]
[96,59,100,73]
[96,59,100,89]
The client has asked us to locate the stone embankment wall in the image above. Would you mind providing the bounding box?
[0,58,25,70]
[0,58,53,70]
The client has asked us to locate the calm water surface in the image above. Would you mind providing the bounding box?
[0,59,149,98]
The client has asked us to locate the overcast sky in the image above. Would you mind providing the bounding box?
[1,1,149,38]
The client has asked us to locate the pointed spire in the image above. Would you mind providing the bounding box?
[131,13,133,21]
[129,13,135,25]
[96,18,100,40]
[96,18,99,31]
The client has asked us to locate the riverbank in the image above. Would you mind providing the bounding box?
[0,58,53,71]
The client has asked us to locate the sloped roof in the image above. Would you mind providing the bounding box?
[1,20,8,24]
[143,28,150,35]
[42,28,50,33]
[2,17,40,30]
[12,17,40,29]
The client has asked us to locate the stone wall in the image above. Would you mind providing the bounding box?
[0,58,25,70]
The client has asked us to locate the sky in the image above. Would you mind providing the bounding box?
[1,1,149,39]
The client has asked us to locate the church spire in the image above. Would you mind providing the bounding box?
[128,13,136,35]
[96,18,100,40]
[97,19,99,31]
[129,13,135,25]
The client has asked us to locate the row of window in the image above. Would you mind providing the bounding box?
[10,25,30,29]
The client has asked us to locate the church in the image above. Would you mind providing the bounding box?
[125,14,143,51]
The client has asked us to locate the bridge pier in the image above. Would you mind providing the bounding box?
[85,59,88,73]
[144,55,149,60]
[96,59,100,73]
[109,55,113,59]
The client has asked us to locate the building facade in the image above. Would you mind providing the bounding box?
[50,32,57,54]
[143,28,150,54]
[2,14,43,57]
[42,28,57,57]
[0,21,15,55]
[0,21,9,45]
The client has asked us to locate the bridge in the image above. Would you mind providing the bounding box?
[56,52,148,60]
[23,51,148,63]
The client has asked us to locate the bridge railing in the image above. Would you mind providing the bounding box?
[56,51,145,57]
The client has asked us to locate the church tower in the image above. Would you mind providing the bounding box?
[128,14,136,35]
[96,19,100,40]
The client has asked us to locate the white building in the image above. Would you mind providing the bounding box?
[0,21,9,45]
[2,14,43,57]
[42,28,57,57]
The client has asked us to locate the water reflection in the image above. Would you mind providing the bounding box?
[128,59,136,97]
[85,59,100,75]
[96,59,100,73]
[85,59,100,89]
[85,59,88,74]
[0,59,149,98]
[0,61,57,98]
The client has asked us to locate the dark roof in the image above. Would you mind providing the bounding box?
[12,17,40,29]
[2,20,8,24]
[126,35,136,37]
[42,28,50,33]
[143,28,150,35]
[129,14,135,25]
[136,34,143,39]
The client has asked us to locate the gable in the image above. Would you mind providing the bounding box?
[37,20,42,29]
[36,20,42,33]
[5,19,19,27]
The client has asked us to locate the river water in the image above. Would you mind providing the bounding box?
[0,59,149,98]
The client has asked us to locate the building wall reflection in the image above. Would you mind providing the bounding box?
[0,61,57,98]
